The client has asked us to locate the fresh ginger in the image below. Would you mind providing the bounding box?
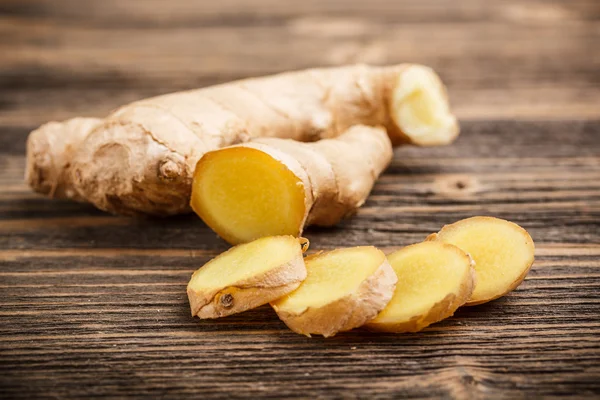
[187,236,308,319]
[427,216,535,306]
[26,64,458,217]
[366,241,475,333]
[191,125,393,244]
[271,246,397,337]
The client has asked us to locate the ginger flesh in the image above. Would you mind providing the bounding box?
[276,247,383,312]
[187,235,308,319]
[391,65,457,146]
[272,246,397,337]
[428,216,535,305]
[191,147,307,244]
[366,241,474,333]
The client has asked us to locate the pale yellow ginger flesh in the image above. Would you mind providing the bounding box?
[391,65,457,146]
[272,246,397,337]
[191,147,308,244]
[187,236,308,319]
[25,64,458,217]
[427,216,535,306]
[192,125,392,244]
[366,241,475,333]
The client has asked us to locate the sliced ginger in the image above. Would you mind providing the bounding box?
[428,216,535,306]
[271,246,397,337]
[187,236,308,319]
[366,241,475,333]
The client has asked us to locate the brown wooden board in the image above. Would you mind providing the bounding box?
[0,0,599,398]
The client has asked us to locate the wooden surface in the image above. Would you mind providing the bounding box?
[1,0,599,398]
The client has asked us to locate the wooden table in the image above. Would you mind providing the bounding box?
[1,0,599,398]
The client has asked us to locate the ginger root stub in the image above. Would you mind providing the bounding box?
[191,125,393,244]
[26,64,458,217]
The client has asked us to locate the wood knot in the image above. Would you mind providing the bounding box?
[434,174,479,197]
[220,293,234,309]
[455,180,467,190]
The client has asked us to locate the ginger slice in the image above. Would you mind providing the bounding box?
[271,246,397,337]
[191,125,392,245]
[187,236,308,319]
[427,216,535,306]
[366,241,475,333]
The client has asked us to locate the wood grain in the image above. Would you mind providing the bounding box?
[1,0,599,398]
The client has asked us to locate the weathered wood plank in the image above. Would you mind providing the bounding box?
[1,0,599,24]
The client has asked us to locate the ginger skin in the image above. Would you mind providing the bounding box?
[26,64,458,217]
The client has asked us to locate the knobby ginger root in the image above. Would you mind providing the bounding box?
[366,241,475,333]
[271,246,397,337]
[187,236,308,319]
[427,216,535,306]
[26,64,458,216]
[191,125,392,244]
[25,117,102,202]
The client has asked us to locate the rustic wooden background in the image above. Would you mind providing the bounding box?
[1,0,599,398]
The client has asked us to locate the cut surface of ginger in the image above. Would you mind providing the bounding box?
[366,241,474,333]
[191,147,307,245]
[187,235,308,319]
[391,65,458,146]
[272,246,397,337]
[428,216,535,306]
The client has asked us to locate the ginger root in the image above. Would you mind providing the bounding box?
[427,216,535,306]
[191,125,393,244]
[26,64,458,217]
[187,236,308,319]
[271,246,397,337]
[366,241,475,333]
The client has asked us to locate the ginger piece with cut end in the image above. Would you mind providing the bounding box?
[271,246,397,338]
[26,64,458,216]
[427,216,535,306]
[191,125,393,244]
[187,236,308,319]
[366,241,475,333]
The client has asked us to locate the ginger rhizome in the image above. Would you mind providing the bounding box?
[187,236,308,319]
[191,125,393,244]
[271,246,397,338]
[427,216,535,306]
[26,64,458,217]
[366,241,475,333]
